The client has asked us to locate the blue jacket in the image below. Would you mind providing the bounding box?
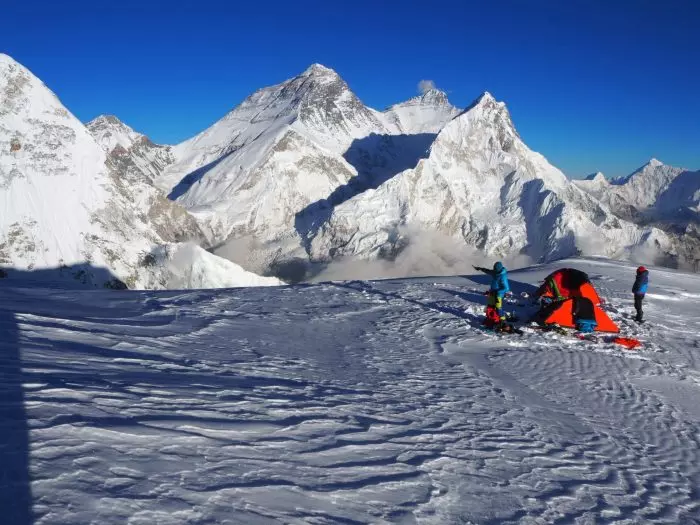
[491,267,510,298]
[632,270,649,295]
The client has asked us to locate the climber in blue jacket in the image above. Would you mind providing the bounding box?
[473,261,511,321]
[632,266,649,322]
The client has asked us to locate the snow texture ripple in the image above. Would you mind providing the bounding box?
[2,258,700,523]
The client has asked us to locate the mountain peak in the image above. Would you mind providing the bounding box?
[388,88,453,110]
[87,114,147,154]
[418,88,450,106]
[464,91,497,112]
[583,172,607,183]
[647,158,663,168]
[88,114,125,128]
[302,63,338,78]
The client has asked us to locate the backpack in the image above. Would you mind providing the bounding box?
[484,305,502,328]
[572,297,597,333]
[575,319,597,333]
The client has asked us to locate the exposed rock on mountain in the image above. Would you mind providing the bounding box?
[0,54,277,288]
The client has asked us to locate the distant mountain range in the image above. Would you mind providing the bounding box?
[1,54,698,287]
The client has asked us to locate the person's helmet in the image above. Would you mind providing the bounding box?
[637,266,647,273]
[493,261,504,272]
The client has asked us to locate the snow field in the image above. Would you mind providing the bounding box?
[1,258,699,523]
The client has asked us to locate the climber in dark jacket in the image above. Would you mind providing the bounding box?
[632,266,649,322]
[474,262,510,321]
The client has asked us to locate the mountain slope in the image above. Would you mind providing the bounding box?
[383,88,460,134]
[309,93,671,264]
[0,54,277,289]
[1,53,113,273]
[87,115,175,182]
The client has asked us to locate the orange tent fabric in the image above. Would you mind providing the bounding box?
[612,337,641,349]
[578,282,602,305]
[592,304,619,332]
[537,269,602,305]
[540,298,619,333]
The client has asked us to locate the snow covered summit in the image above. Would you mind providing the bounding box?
[149,62,696,278]
[576,159,700,226]
[308,89,668,265]
[87,115,175,182]
[0,54,281,289]
[383,87,460,134]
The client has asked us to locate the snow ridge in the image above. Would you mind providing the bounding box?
[3,53,699,284]
[0,53,281,289]
[151,64,698,276]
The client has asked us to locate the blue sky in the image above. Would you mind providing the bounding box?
[3,0,699,178]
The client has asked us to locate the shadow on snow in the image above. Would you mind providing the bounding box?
[294,133,436,253]
[0,299,32,523]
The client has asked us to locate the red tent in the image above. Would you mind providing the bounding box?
[536,268,602,305]
[538,297,619,333]
[535,269,618,333]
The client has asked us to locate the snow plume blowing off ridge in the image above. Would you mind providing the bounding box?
[418,79,437,94]
[310,228,534,282]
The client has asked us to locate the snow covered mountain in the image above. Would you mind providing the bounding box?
[307,92,673,265]
[155,65,692,277]
[4,54,693,285]
[157,63,415,257]
[383,87,460,134]
[574,161,700,270]
[87,115,175,182]
[0,54,279,289]
[575,159,700,222]
[158,63,392,191]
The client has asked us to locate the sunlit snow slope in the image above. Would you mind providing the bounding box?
[1,258,699,524]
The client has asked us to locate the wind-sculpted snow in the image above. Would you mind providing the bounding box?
[3,258,700,523]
